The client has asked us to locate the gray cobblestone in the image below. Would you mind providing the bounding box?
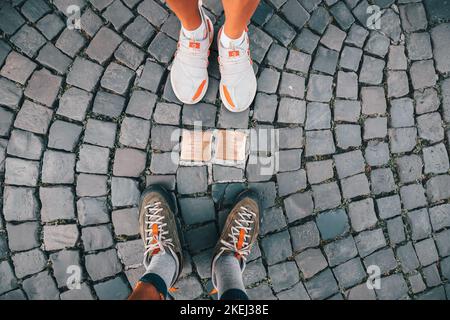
[295,248,327,280]
[77,144,110,174]
[25,69,62,107]
[22,271,59,300]
[316,208,349,240]
[101,62,134,96]
[113,148,147,178]
[387,216,406,245]
[86,27,122,65]
[397,242,420,273]
[294,28,319,54]
[365,141,389,166]
[361,87,386,115]
[355,228,386,258]
[43,224,79,251]
[177,166,208,194]
[76,174,107,197]
[261,230,292,265]
[375,274,408,300]
[80,8,102,37]
[10,25,46,58]
[268,261,299,292]
[77,197,109,226]
[312,46,338,75]
[5,157,39,187]
[12,247,47,278]
[365,32,390,58]
[57,88,92,122]
[399,2,428,32]
[257,68,280,94]
[309,6,331,34]
[94,276,131,300]
[277,98,306,124]
[14,100,53,135]
[55,30,86,58]
[363,247,397,274]
[388,45,407,70]
[6,222,39,252]
[415,238,439,266]
[389,127,417,153]
[1,0,449,300]
[370,168,396,195]
[48,121,82,152]
[85,249,122,281]
[50,250,82,288]
[306,102,331,130]
[7,129,44,160]
[426,174,450,203]
[341,173,370,200]
[279,72,305,99]
[417,113,444,143]
[119,117,150,149]
[42,150,75,184]
[306,269,339,300]
[306,160,333,184]
[435,229,450,257]
[66,57,104,92]
[348,198,378,232]
[410,60,437,90]
[423,143,449,174]
[111,177,140,207]
[396,154,423,183]
[360,55,385,85]
[333,257,365,289]
[312,182,341,211]
[390,98,414,128]
[409,273,426,294]
[40,186,75,222]
[277,169,307,197]
[400,183,427,210]
[334,100,360,123]
[305,130,335,156]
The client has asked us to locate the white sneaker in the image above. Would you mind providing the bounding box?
[218,28,257,113]
[170,3,213,104]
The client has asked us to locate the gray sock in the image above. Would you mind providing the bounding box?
[215,253,246,298]
[144,250,177,289]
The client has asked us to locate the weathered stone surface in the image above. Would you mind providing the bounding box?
[43,224,79,251]
[40,187,75,222]
[1,0,450,300]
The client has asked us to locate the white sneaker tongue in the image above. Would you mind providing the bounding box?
[181,20,207,41]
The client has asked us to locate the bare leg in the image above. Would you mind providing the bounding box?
[166,0,202,30]
[128,282,164,300]
[222,0,260,38]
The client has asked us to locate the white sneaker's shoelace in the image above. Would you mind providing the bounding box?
[218,206,256,261]
[143,202,174,259]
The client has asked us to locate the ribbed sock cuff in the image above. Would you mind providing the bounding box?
[220,288,249,300]
[139,273,168,298]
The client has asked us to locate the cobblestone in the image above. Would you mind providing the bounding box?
[0,0,449,300]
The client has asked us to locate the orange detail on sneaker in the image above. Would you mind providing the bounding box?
[235,229,246,259]
[191,79,207,102]
[209,288,218,295]
[151,224,160,255]
[189,41,200,49]
[222,85,236,109]
[228,50,240,57]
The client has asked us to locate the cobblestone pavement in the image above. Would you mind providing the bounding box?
[1,0,450,300]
